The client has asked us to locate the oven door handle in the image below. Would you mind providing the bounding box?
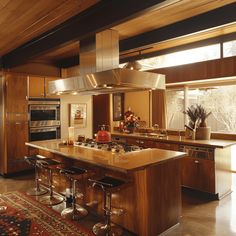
[30,127,57,133]
[30,105,59,110]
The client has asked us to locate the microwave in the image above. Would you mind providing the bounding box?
[29,100,60,128]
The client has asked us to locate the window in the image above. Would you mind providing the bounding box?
[166,85,236,134]
[166,90,184,130]
[223,39,236,58]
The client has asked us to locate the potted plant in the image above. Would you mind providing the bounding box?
[184,104,211,140]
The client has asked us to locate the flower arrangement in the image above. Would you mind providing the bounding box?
[124,108,140,131]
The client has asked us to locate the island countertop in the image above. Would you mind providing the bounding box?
[111,132,236,148]
[26,140,186,173]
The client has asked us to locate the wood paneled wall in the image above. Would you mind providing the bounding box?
[151,56,236,84]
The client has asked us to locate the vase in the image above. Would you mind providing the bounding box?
[196,127,211,140]
[127,126,135,133]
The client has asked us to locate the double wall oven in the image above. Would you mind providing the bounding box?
[29,100,61,141]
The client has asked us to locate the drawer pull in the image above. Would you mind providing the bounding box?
[136,140,140,144]
[140,141,144,144]
[194,160,199,164]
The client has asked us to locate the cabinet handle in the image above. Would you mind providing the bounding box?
[194,160,199,164]
[15,122,21,125]
[140,141,144,144]
[136,140,140,144]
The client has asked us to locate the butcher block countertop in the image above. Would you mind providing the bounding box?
[111,132,236,148]
[26,140,186,173]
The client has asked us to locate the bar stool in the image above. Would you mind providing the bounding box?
[88,176,126,236]
[0,205,7,213]
[24,155,48,196]
[59,166,88,220]
[37,158,64,206]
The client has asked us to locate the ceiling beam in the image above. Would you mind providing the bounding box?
[2,0,166,68]
[52,2,236,68]
[119,2,236,53]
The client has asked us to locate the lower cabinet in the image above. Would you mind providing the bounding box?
[153,142,179,151]
[181,157,215,193]
[126,138,154,148]
[6,120,30,173]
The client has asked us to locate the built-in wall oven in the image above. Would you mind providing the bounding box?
[29,100,61,141]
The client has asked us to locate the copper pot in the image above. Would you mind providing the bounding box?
[96,125,111,143]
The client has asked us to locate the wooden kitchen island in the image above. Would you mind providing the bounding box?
[26,140,186,236]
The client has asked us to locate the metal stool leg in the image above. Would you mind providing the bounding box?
[0,205,7,213]
[27,164,47,196]
[39,168,64,206]
[61,179,88,220]
[93,191,123,236]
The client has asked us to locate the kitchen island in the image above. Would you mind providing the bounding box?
[26,140,186,236]
[112,132,236,199]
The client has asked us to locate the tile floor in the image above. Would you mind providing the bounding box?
[1,173,236,236]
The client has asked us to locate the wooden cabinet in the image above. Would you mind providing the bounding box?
[126,137,154,148]
[181,157,215,193]
[28,76,59,98]
[153,141,179,151]
[28,76,45,98]
[5,73,28,113]
[1,73,30,174]
[6,120,29,173]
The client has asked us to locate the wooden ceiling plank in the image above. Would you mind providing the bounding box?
[0,0,98,55]
[119,2,236,53]
[2,0,169,68]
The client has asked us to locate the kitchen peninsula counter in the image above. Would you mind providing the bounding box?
[111,132,236,148]
[26,139,185,236]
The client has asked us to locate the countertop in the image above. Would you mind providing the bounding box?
[111,132,236,148]
[26,140,186,173]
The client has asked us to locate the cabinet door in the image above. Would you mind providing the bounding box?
[181,157,215,193]
[29,76,45,98]
[5,74,28,114]
[6,121,30,173]
[126,138,154,148]
[154,142,179,151]
[45,77,60,98]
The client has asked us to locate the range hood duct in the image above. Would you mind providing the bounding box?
[49,30,165,95]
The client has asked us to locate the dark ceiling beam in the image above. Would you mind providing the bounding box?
[53,2,236,68]
[2,0,166,68]
[119,2,236,53]
[55,55,80,68]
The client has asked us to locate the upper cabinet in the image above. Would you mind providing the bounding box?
[28,76,45,98]
[5,73,28,114]
[28,76,59,98]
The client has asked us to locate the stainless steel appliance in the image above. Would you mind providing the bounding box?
[49,30,165,95]
[179,145,214,160]
[74,140,142,153]
[29,100,61,141]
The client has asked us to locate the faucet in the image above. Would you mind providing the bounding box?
[152,124,159,133]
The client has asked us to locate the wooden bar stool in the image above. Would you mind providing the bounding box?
[24,154,48,196]
[59,166,88,220]
[88,176,126,236]
[36,158,64,206]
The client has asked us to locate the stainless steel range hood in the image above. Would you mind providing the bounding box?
[49,68,165,95]
[49,30,165,95]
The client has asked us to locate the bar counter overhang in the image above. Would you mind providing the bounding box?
[26,139,186,236]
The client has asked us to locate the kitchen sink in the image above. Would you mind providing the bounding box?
[139,133,166,138]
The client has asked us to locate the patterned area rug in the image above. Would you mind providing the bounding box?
[0,191,94,236]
